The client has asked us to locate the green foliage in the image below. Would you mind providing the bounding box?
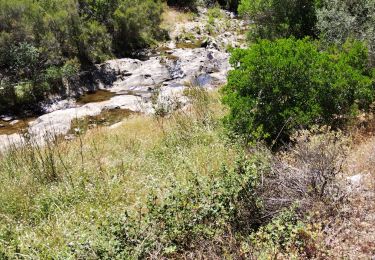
[114,0,164,53]
[0,0,165,114]
[316,0,375,66]
[222,38,374,144]
[207,5,223,19]
[238,0,317,40]
[250,207,320,258]
[167,0,198,9]
[79,20,112,63]
[94,154,263,258]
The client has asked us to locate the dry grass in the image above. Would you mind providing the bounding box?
[1,90,374,258]
[259,126,349,221]
[320,135,375,259]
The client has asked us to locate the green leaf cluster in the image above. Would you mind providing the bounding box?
[238,0,317,40]
[222,38,374,144]
[0,0,165,114]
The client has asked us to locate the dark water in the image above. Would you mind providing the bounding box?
[69,109,136,134]
[176,40,203,49]
[77,90,117,105]
[0,117,36,135]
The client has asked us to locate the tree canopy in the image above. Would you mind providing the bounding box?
[0,0,165,114]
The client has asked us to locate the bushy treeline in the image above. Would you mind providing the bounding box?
[0,0,165,114]
[223,0,375,145]
[0,0,241,115]
[167,0,238,11]
[316,0,375,66]
[238,0,317,40]
[238,0,375,61]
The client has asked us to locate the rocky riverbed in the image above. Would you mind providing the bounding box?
[0,8,246,151]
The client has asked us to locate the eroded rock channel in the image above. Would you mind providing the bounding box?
[0,9,246,150]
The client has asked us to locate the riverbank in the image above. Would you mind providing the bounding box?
[0,7,246,151]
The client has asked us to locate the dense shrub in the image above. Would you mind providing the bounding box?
[113,0,164,54]
[167,0,197,9]
[316,0,375,66]
[0,0,165,114]
[238,0,317,40]
[222,38,374,144]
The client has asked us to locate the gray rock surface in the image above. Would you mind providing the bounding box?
[0,9,245,151]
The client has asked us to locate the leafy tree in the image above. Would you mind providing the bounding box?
[167,0,197,9]
[222,38,374,145]
[0,0,165,114]
[316,0,375,66]
[238,0,317,40]
[79,20,112,63]
[114,0,164,54]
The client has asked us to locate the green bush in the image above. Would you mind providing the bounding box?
[0,0,165,114]
[238,0,317,40]
[222,38,374,145]
[114,0,164,53]
[316,0,375,66]
[167,0,197,9]
[250,207,320,258]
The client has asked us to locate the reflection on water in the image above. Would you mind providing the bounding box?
[0,117,35,135]
[69,108,137,135]
[176,40,203,49]
[77,89,117,105]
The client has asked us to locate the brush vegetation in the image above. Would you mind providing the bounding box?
[222,38,374,145]
[0,0,374,258]
[0,89,355,258]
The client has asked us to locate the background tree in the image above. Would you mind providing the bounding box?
[238,0,317,40]
[316,0,375,66]
[0,0,165,115]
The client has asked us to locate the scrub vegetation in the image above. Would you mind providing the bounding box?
[0,0,374,259]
